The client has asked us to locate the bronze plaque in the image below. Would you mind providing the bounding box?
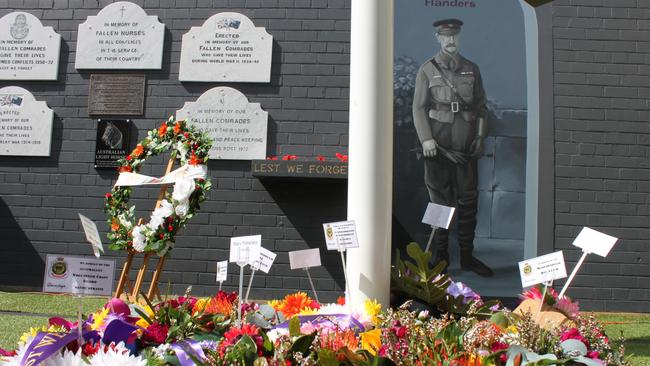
[88,74,145,116]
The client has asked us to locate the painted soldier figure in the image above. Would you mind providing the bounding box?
[412,19,493,277]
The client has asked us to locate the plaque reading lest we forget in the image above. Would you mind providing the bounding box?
[176,87,268,160]
[0,12,61,80]
[0,86,53,156]
[75,1,165,69]
[88,74,145,116]
[179,12,273,82]
[94,119,131,169]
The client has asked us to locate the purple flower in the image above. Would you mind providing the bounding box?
[446,281,481,304]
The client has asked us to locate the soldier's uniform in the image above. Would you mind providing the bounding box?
[412,19,493,277]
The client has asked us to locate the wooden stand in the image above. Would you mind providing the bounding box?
[114,156,175,302]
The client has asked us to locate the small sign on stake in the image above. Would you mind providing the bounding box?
[229,235,262,266]
[216,260,228,291]
[78,213,104,258]
[43,255,115,296]
[289,248,321,302]
[323,220,359,251]
[422,202,455,253]
[246,247,276,302]
[518,251,567,288]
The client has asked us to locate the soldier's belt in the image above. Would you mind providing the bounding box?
[432,102,473,113]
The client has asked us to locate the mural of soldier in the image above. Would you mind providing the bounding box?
[412,19,493,277]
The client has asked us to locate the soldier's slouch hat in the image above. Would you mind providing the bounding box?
[433,18,463,35]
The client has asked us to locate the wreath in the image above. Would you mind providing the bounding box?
[104,116,213,257]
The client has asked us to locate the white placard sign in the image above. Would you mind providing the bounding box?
[176,87,268,160]
[229,235,261,266]
[179,12,273,82]
[78,213,103,258]
[252,247,276,274]
[518,251,567,288]
[43,255,115,296]
[572,227,618,257]
[323,220,359,250]
[289,248,321,270]
[0,86,53,156]
[0,12,61,80]
[216,260,228,282]
[422,202,455,229]
[75,1,165,69]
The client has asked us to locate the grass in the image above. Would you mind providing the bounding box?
[0,292,648,365]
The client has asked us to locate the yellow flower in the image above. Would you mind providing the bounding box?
[364,299,381,325]
[268,299,281,310]
[90,307,110,330]
[298,307,318,315]
[360,329,382,355]
[506,325,518,334]
[193,298,209,314]
[20,326,47,345]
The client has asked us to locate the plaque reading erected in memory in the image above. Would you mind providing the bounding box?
[94,119,131,169]
[0,12,61,80]
[0,86,53,156]
[176,87,268,160]
[75,1,165,69]
[88,74,145,116]
[179,12,273,82]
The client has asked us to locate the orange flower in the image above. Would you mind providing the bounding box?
[319,329,358,353]
[189,152,201,165]
[110,219,120,231]
[277,292,319,319]
[131,144,144,158]
[173,121,182,135]
[204,294,234,315]
[118,165,132,173]
[158,123,168,138]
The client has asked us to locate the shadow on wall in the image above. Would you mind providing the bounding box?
[0,197,44,290]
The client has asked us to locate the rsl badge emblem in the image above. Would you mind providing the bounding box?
[50,257,68,279]
[326,225,334,241]
[523,263,532,276]
[10,13,30,40]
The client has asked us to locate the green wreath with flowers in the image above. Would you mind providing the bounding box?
[104,116,212,257]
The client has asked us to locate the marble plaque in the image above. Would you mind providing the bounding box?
[75,1,165,69]
[0,12,61,80]
[176,87,268,160]
[0,86,53,156]
[179,12,273,82]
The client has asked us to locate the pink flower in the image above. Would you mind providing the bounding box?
[587,351,600,360]
[560,328,589,347]
[0,348,16,357]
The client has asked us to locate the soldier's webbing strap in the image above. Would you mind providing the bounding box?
[429,58,473,108]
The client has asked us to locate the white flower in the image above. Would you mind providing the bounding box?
[176,141,189,162]
[148,215,164,230]
[175,201,190,218]
[152,343,171,359]
[154,199,174,219]
[88,342,146,366]
[118,214,132,231]
[132,225,146,252]
[44,350,86,366]
[172,177,195,203]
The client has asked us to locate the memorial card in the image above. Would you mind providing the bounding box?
[289,248,321,270]
[323,220,359,251]
[0,12,61,80]
[216,260,228,282]
[229,235,261,266]
[75,1,165,69]
[421,202,455,229]
[179,12,273,82]
[518,251,567,288]
[176,87,268,160]
[43,255,115,296]
[0,86,53,156]
[252,247,276,274]
[78,213,104,258]
[572,227,618,258]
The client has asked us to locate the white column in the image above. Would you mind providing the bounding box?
[346,0,394,307]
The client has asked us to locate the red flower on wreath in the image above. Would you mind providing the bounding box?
[118,165,132,173]
[143,323,169,344]
[189,152,202,165]
[105,193,112,199]
[158,123,168,138]
[173,121,182,135]
[131,144,144,158]
[218,324,263,356]
[266,156,278,160]
[335,153,348,162]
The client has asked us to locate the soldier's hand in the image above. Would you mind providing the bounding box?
[469,137,484,157]
[422,139,437,158]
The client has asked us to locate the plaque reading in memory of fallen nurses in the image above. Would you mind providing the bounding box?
[0,86,54,156]
[94,119,131,169]
[179,12,273,82]
[0,12,61,80]
[88,74,145,116]
[176,86,268,160]
[75,1,165,69]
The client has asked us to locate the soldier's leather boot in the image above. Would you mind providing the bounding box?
[457,197,494,277]
[431,229,450,274]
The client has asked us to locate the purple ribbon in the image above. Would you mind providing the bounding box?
[20,327,95,366]
[102,318,141,345]
[273,314,365,332]
[170,340,207,366]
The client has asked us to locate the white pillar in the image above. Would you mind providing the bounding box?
[346,0,394,307]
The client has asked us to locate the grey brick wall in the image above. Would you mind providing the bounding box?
[553,0,650,312]
[0,0,351,302]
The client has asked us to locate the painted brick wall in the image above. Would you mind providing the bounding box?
[553,0,650,312]
[0,0,351,302]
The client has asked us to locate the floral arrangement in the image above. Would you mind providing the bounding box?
[104,116,213,257]
[0,285,629,366]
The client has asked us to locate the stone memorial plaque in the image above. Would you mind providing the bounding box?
[179,12,273,82]
[176,87,268,160]
[88,74,145,116]
[94,119,131,169]
[0,86,53,156]
[75,1,165,69]
[0,12,61,80]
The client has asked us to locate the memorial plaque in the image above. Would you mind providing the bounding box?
[176,87,268,160]
[94,119,131,169]
[251,160,348,179]
[179,12,273,82]
[0,12,61,80]
[75,1,165,69]
[88,74,145,116]
[0,86,53,156]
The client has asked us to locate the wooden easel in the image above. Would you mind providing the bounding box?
[114,155,175,302]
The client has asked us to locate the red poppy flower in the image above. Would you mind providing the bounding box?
[316,155,326,162]
[266,156,278,160]
[335,153,348,162]
[282,154,297,161]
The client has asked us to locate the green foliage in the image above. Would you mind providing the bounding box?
[391,242,451,306]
